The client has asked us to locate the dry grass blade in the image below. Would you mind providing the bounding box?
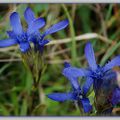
[0,33,113,52]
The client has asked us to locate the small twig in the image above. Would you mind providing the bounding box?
[0,4,17,27]
[0,58,21,62]
[0,45,106,64]
[96,4,108,37]
[62,3,77,64]
[0,46,17,52]
[47,33,113,45]
[45,47,70,57]
[71,4,77,20]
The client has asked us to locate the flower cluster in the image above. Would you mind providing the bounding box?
[0,7,69,53]
[47,42,120,114]
[0,7,69,88]
[47,62,92,113]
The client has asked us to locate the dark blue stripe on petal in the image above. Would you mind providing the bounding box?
[0,39,17,47]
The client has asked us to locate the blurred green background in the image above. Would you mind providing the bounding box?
[0,3,120,116]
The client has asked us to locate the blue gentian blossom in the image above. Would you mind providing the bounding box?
[63,42,120,93]
[0,7,68,53]
[24,7,69,52]
[47,62,92,113]
[0,11,45,53]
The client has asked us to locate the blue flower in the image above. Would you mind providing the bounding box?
[63,42,120,93]
[24,7,69,53]
[0,7,68,53]
[110,87,120,106]
[47,63,92,113]
[0,11,45,53]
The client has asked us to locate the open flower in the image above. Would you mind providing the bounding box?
[63,42,120,93]
[0,11,45,53]
[0,7,69,53]
[47,62,92,113]
[24,7,69,52]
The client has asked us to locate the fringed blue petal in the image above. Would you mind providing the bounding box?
[27,18,45,35]
[0,39,17,47]
[63,67,90,79]
[82,77,93,95]
[85,42,97,70]
[103,55,120,72]
[43,19,69,37]
[47,92,75,102]
[10,12,23,35]
[62,65,90,90]
[81,98,92,113]
[24,7,35,24]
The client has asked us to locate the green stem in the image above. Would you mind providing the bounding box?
[74,101,85,116]
[21,50,45,114]
[100,41,120,66]
[62,4,77,65]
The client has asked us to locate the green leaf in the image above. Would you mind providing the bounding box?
[32,104,46,116]
[78,5,92,33]
[32,4,48,14]
[20,98,28,116]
